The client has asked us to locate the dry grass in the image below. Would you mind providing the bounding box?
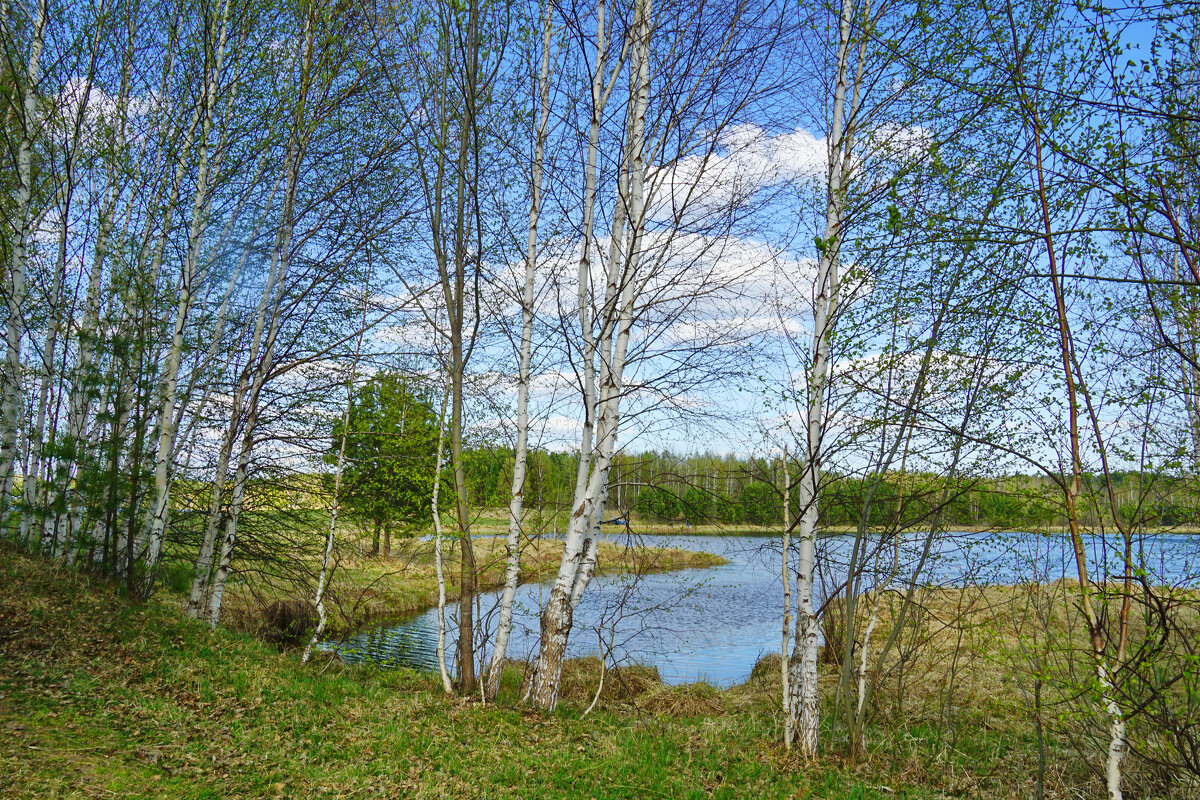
[5,538,1198,799]
[219,532,726,640]
[0,543,939,800]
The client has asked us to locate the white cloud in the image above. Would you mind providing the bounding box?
[647,125,826,222]
[56,76,160,136]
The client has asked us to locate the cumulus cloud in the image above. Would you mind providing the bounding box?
[56,76,160,136]
[647,124,826,222]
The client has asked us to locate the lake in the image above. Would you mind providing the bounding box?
[325,529,1200,687]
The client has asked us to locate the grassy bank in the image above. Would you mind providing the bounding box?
[4,543,1161,799]
[0,546,882,799]
[218,533,726,639]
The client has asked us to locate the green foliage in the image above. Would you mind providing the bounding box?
[463,447,513,509]
[332,373,441,533]
[524,450,577,511]
[738,481,781,526]
[681,486,712,524]
[713,493,742,524]
[633,486,681,521]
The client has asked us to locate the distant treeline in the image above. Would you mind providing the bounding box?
[262,429,1200,534]
[452,449,1200,531]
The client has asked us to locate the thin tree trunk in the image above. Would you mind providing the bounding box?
[142,0,233,591]
[1007,11,1125,793]
[781,447,793,749]
[527,0,616,705]
[583,628,607,717]
[302,298,367,663]
[0,0,48,531]
[431,382,453,693]
[185,174,286,619]
[785,0,855,757]
[25,183,70,551]
[486,1,555,700]
[203,9,314,626]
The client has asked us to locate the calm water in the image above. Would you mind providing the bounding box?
[325,529,1200,687]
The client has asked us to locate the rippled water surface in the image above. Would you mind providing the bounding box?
[326,530,1200,687]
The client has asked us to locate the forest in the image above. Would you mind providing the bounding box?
[2,0,1199,797]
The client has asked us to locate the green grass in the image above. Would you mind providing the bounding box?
[0,543,1115,799]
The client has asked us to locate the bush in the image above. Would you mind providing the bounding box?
[633,486,681,521]
[740,481,781,526]
[681,486,711,524]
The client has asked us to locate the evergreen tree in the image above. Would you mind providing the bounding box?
[332,373,441,554]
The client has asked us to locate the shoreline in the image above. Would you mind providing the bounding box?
[4,543,1190,799]
[220,534,727,638]
[595,522,1200,537]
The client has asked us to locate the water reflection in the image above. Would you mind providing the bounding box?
[325,530,1199,687]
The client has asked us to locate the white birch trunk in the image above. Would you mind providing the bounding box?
[781,448,793,749]
[1103,663,1126,800]
[526,0,612,708]
[431,383,453,693]
[185,171,284,619]
[142,0,232,584]
[31,13,117,557]
[54,12,146,550]
[485,2,555,700]
[0,0,49,530]
[202,260,293,626]
[203,11,313,626]
[301,315,366,663]
[24,195,69,552]
[530,0,649,712]
[187,391,241,617]
[53,178,117,553]
[786,0,855,758]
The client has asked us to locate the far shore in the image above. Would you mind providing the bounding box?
[535,519,1200,538]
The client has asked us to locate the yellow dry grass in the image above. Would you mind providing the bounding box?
[220,531,726,638]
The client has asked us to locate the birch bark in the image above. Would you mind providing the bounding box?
[24,172,72,551]
[185,172,285,619]
[301,300,367,663]
[485,1,555,700]
[203,9,315,626]
[781,448,793,749]
[0,0,49,529]
[142,0,234,588]
[530,0,649,712]
[786,0,856,757]
[431,382,453,693]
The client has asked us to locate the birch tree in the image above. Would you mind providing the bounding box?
[138,0,245,590]
[783,0,861,754]
[0,0,49,530]
[528,0,648,711]
[484,0,557,701]
[386,0,514,694]
[529,0,794,711]
[431,379,453,693]
[191,0,407,623]
[775,0,1013,755]
[301,293,368,664]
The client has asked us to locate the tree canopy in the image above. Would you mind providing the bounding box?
[333,373,442,539]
